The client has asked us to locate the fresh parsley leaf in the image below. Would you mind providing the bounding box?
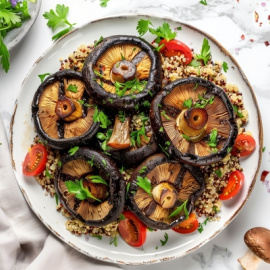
[93,107,112,128]
[65,179,101,202]
[118,111,125,123]
[110,235,118,246]
[45,168,52,179]
[207,129,218,148]
[183,98,193,108]
[161,110,170,120]
[114,79,146,97]
[195,38,211,65]
[139,166,147,174]
[222,61,229,72]
[94,36,104,47]
[43,4,76,40]
[199,0,207,5]
[96,130,112,152]
[262,146,266,152]
[130,125,149,147]
[54,192,59,205]
[233,105,244,118]
[137,176,152,197]
[215,169,222,177]
[68,146,79,156]
[87,175,108,186]
[169,200,189,218]
[87,156,94,167]
[189,59,201,67]
[149,22,176,41]
[100,0,110,7]
[194,94,215,108]
[38,73,51,82]
[66,84,78,93]
[160,232,169,246]
[182,134,190,141]
[136,19,153,36]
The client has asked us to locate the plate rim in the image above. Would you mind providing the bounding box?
[10,13,263,265]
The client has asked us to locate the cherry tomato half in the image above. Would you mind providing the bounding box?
[22,144,48,176]
[158,39,193,64]
[219,170,244,200]
[231,133,256,157]
[172,213,199,234]
[118,211,147,247]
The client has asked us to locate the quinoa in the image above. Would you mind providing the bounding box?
[33,41,249,236]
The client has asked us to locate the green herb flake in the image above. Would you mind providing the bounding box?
[118,111,126,123]
[182,134,191,141]
[160,232,169,246]
[262,146,266,152]
[38,73,51,82]
[100,0,110,7]
[233,105,244,118]
[68,146,79,156]
[94,36,104,47]
[183,98,193,108]
[92,235,102,240]
[159,127,164,132]
[139,166,147,174]
[136,19,153,36]
[222,61,229,72]
[215,169,222,177]
[87,156,95,167]
[161,110,170,120]
[137,176,152,197]
[54,193,59,205]
[57,160,62,168]
[169,200,189,218]
[93,107,112,129]
[198,217,209,233]
[45,168,53,179]
[119,213,125,220]
[94,70,104,78]
[87,175,108,186]
[199,0,207,5]
[207,129,218,148]
[143,100,151,107]
[66,84,78,93]
[110,235,118,247]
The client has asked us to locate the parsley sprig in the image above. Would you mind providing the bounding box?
[169,200,189,218]
[207,129,218,149]
[194,38,211,65]
[114,78,147,97]
[65,179,101,202]
[86,175,108,186]
[43,4,76,41]
[96,129,113,152]
[137,176,152,197]
[0,0,31,72]
[93,106,112,128]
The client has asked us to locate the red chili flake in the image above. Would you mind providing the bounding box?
[268,15,270,20]
[261,170,269,182]
[255,11,259,22]
[241,34,245,40]
[265,41,270,46]
[259,22,263,27]
[250,39,254,42]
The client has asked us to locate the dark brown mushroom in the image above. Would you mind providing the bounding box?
[32,70,100,150]
[54,147,125,227]
[126,153,205,230]
[150,77,238,166]
[82,35,162,111]
[96,111,158,166]
[238,227,270,269]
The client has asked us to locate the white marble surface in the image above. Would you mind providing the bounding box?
[0,0,270,269]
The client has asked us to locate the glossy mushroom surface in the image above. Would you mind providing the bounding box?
[82,35,162,111]
[54,147,125,227]
[127,153,205,230]
[150,77,238,166]
[32,70,100,150]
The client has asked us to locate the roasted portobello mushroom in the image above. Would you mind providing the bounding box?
[32,70,99,150]
[54,147,125,226]
[126,153,205,230]
[150,77,238,166]
[82,35,162,111]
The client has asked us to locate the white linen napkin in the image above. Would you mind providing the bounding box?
[0,116,121,270]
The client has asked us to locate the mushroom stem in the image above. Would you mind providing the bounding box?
[238,249,261,270]
[152,182,177,208]
[107,115,131,149]
[111,60,137,83]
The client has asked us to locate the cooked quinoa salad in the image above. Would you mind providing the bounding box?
[24,20,254,244]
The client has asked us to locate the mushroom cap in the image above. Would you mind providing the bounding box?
[54,147,126,227]
[244,227,270,263]
[150,77,238,166]
[127,153,205,230]
[32,70,100,150]
[82,35,162,111]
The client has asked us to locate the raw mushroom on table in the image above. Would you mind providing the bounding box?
[238,227,270,270]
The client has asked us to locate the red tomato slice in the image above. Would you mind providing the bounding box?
[260,170,269,182]
[231,133,256,157]
[219,170,244,200]
[118,211,147,247]
[158,39,193,64]
[22,144,48,176]
[172,213,199,234]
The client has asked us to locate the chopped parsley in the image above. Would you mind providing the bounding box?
[198,217,209,233]
[169,200,189,218]
[93,107,112,128]
[114,79,146,97]
[195,38,211,65]
[86,175,108,186]
[68,146,79,156]
[233,105,244,118]
[136,176,152,197]
[222,61,229,72]
[94,36,104,47]
[38,73,51,82]
[160,232,169,246]
[199,0,207,5]
[66,84,78,93]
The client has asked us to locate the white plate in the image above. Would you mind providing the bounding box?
[10,15,263,265]
[5,0,42,51]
